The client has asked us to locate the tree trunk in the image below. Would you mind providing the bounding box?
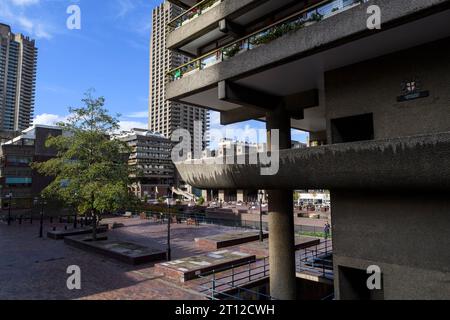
[92,211,97,241]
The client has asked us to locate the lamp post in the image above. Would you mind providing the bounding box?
[34,197,46,238]
[259,190,264,242]
[166,185,173,261]
[6,192,13,226]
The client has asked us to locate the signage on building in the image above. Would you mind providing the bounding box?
[397,79,429,102]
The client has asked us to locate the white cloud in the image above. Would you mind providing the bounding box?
[33,113,67,126]
[34,113,149,133]
[118,120,148,132]
[116,0,136,18]
[0,0,53,39]
[126,111,148,119]
[11,0,39,6]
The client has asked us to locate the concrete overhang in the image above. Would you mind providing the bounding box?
[175,131,450,191]
[168,0,197,10]
[167,0,450,132]
[167,0,298,57]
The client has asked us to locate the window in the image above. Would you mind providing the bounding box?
[338,266,384,300]
[331,113,374,144]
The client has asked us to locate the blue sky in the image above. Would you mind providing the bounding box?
[0,0,308,143]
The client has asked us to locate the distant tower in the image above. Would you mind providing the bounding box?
[0,23,37,132]
[149,1,209,153]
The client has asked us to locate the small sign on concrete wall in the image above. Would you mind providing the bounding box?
[397,79,429,102]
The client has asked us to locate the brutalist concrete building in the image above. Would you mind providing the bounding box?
[165,0,450,300]
[116,128,175,200]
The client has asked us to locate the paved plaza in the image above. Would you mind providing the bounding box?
[0,217,255,300]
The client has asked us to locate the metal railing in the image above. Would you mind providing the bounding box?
[197,257,273,300]
[168,0,367,81]
[168,0,224,30]
[143,210,328,235]
[296,240,334,280]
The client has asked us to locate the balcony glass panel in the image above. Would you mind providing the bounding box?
[168,0,368,81]
[169,0,223,30]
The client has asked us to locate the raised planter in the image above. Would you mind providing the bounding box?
[64,236,167,265]
[239,236,321,257]
[155,250,256,282]
[47,225,109,240]
[195,231,269,250]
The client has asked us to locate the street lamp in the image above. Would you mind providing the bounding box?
[166,185,173,261]
[258,190,264,242]
[6,192,13,226]
[34,197,46,238]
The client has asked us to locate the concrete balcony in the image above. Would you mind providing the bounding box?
[175,131,450,191]
[167,0,299,57]
[167,0,450,133]
[168,0,198,10]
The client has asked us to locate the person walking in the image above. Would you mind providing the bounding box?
[324,222,331,240]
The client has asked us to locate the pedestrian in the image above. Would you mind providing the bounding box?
[324,222,331,239]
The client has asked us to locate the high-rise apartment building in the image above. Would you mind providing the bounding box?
[0,23,37,132]
[149,1,209,153]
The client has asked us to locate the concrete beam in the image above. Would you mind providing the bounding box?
[219,19,245,38]
[218,81,280,111]
[220,107,265,125]
[219,83,319,124]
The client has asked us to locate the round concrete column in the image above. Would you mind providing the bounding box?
[266,106,297,300]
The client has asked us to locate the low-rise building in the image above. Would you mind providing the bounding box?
[0,125,62,212]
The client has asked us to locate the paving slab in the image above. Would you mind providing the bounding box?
[239,236,321,257]
[155,250,256,282]
[195,231,268,250]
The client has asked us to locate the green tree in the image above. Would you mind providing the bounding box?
[197,196,205,206]
[32,91,134,240]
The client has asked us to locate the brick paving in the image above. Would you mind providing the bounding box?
[0,217,247,300]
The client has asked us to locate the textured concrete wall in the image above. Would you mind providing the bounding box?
[332,190,450,300]
[325,37,450,141]
[175,131,450,191]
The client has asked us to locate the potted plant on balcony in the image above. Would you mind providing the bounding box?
[305,12,323,26]
[223,43,243,59]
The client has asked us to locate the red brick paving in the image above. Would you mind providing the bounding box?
[0,217,248,300]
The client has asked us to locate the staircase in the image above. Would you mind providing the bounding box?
[172,187,198,202]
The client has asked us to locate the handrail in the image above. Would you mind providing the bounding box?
[167,0,366,81]
[168,0,223,29]
[197,257,274,300]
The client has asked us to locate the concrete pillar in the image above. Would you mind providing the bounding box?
[266,105,297,300]
[237,190,244,203]
[219,190,225,202]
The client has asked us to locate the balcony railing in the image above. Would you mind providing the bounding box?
[168,0,367,81]
[168,0,224,30]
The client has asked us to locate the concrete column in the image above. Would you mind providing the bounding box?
[237,190,244,203]
[266,105,297,300]
[219,190,225,202]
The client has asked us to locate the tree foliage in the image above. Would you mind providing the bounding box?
[32,91,134,224]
